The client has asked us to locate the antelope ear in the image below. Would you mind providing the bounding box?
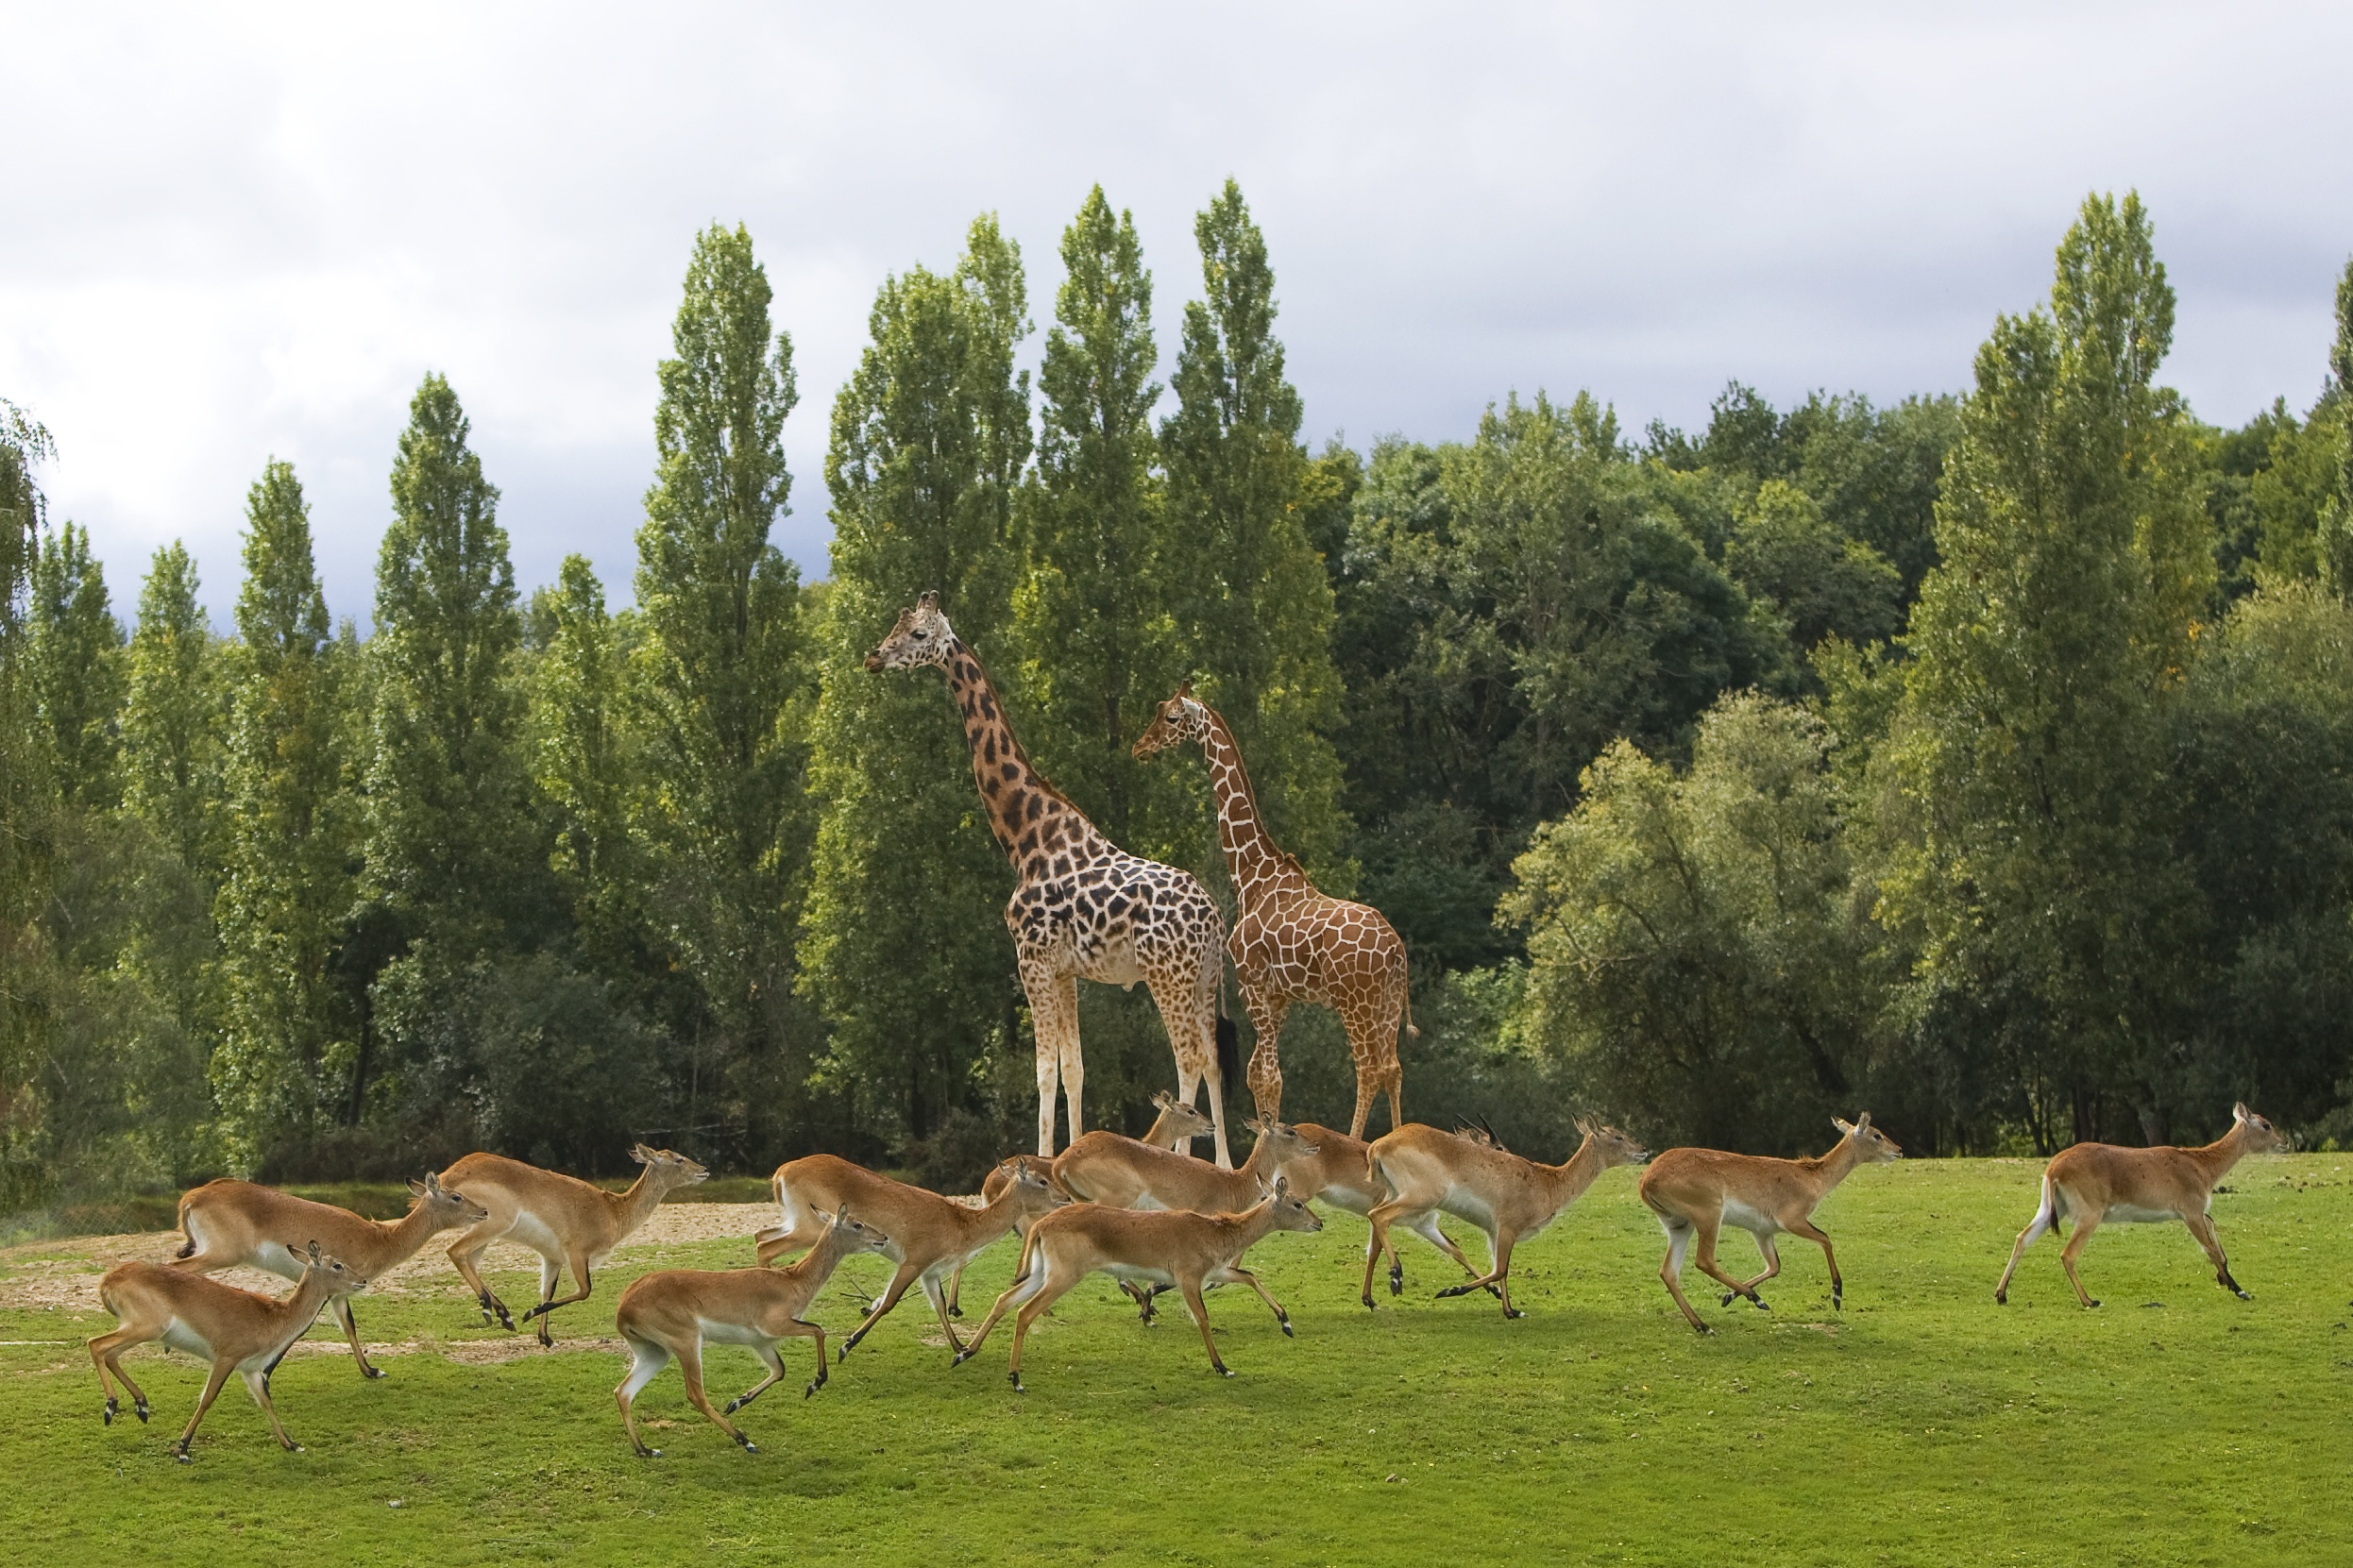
[834,1203,852,1225]
[918,589,940,610]
[1833,1117,1857,1136]
[307,1240,322,1263]
[1152,1090,1174,1110]
[1854,1112,1872,1132]
[1573,1116,1596,1138]
[629,1143,654,1164]
[1272,1176,1290,1198]
[2232,1102,2249,1122]
[408,1177,430,1197]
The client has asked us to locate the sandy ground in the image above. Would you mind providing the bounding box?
[0,1200,781,1324]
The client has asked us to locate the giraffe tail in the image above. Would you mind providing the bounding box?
[1216,1013,1241,1091]
[1401,980,1419,1042]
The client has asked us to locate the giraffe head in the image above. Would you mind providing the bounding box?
[866,591,957,673]
[1131,679,1210,760]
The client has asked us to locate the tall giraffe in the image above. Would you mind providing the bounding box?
[1133,682,1412,1138]
[867,595,1237,1166]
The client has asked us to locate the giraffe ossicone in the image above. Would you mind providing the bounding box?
[1133,681,1412,1140]
[868,594,1238,1167]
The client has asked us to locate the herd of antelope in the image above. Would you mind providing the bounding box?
[85,1098,2294,1459]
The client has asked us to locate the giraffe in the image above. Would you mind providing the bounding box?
[1133,682,1412,1139]
[866,594,1238,1166]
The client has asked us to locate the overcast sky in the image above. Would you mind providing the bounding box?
[6,2,2349,629]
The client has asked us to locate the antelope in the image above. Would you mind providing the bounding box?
[614,1206,891,1457]
[1994,1102,2288,1308]
[169,1172,486,1378]
[952,1092,1217,1316]
[440,1143,708,1345]
[1640,1113,1902,1332]
[1054,1114,1319,1213]
[1363,1119,1650,1318]
[1285,1121,1488,1279]
[89,1242,366,1461]
[955,1178,1323,1391]
[752,1155,1067,1360]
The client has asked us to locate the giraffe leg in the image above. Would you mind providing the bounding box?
[1337,991,1399,1142]
[1242,990,1290,1124]
[1149,962,1232,1168]
[1020,956,1080,1156]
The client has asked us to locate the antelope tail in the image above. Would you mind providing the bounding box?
[173,1196,197,1259]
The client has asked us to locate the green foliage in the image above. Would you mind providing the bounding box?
[26,520,125,812]
[1160,178,1352,888]
[1009,186,1189,857]
[1506,694,1877,1151]
[803,216,1033,1149]
[211,462,362,1168]
[1724,479,1902,657]
[1878,192,2214,1151]
[634,223,823,1167]
[121,543,226,876]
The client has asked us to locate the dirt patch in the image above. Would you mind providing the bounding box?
[0,1200,779,1316]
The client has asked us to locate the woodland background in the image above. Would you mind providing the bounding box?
[4,184,2351,1213]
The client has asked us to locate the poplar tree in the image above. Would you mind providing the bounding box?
[803,215,1032,1142]
[2318,258,2353,595]
[1879,192,2212,1149]
[527,554,639,972]
[212,461,361,1160]
[1160,179,1351,885]
[635,223,815,1160]
[122,543,225,876]
[0,404,57,1205]
[26,520,125,812]
[1010,187,1188,856]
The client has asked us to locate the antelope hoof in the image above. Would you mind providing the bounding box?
[952,1350,973,1369]
[735,1432,755,1451]
[2233,1289,2253,1301]
[723,1397,744,1414]
[1361,1293,1375,1311]
[1752,1296,1769,1311]
[2085,1299,2102,1310]
[949,1303,964,1319]
[1504,1308,1526,1320]
[1719,1291,1737,1307]
[103,1397,116,1425]
[1279,1317,1295,1339]
[364,1365,387,1379]
[1214,1364,1235,1379]
[1435,1284,1464,1299]
[804,1377,824,1400]
[637,1446,663,1458]
[1693,1322,1714,1336]
[135,1399,149,1424]
[1388,1266,1403,1298]
[1008,1372,1025,1394]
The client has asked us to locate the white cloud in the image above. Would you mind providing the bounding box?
[5,1,2347,626]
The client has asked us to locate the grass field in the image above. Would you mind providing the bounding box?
[4,1154,2349,1566]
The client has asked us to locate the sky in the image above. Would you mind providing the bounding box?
[5,2,2349,629]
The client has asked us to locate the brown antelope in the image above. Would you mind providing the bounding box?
[1054,1114,1319,1213]
[614,1206,891,1457]
[440,1143,708,1345]
[169,1172,486,1378]
[1994,1102,2288,1308]
[956,1178,1324,1390]
[1363,1119,1650,1318]
[1285,1121,1491,1279]
[955,1093,1218,1317]
[1639,1113,1902,1332]
[89,1242,366,1461]
[752,1155,1067,1360]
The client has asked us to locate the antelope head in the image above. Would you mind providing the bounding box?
[1573,1117,1650,1169]
[1245,1115,1320,1164]
[302,1239,369,1294]
[823,1204,893,1259]
[866,591,956,673]
[1833,1113,1903,1163]
[1131,680,1210,760]
[410,1172,490,1226]
[631,1143,712,1189]
[995,1156,1072,1218]
[1150,1090,1215,1142]
[1256,1175,1324,1234]
[2230,1102,2289,1154]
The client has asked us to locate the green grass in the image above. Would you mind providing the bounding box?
[5,1155,2350,1565]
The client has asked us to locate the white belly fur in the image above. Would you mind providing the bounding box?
[161,1319,213,1359]
[506,1210,566,1260]
[1720,1198,1780,1236]
[2104,1203,2180,1224]
[696,1318,772,1348]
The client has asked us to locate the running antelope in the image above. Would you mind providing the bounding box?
[614,1206,890,1457]
[170,1172,486,1378]
[1993,1102,2288,1308]
[1363,1120,1649,1317]
[1285,1121,1490,1278]
[753,1155,1067,1360]
[90,1242,366,1462]
[1053,1114,1319,1212]
[440,1143,708,1345]
[956,1178,1323,1390]
[1640,1113,1902,1332]
[954,1093,1217,1316]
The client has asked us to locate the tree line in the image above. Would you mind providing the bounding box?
[3,185,2350,1210]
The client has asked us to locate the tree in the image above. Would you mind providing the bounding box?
[2317,258,2353,595]
[122,543,225,876]
[802,215,1033,1148]
[526,554,641,977]
[1724,478,1903,655]
[1160,179,1352,887]
[1505,693,1877,1152]
[634,223,818,1167]
[1009,186,1188,857]
[1876,192,2213,1150]
[211,461,363,1165]
[0,402,58,1206]
[26,519,125,812]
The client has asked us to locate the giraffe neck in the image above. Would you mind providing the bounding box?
[1197,705,1307,908]
[942,639,1096,872]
